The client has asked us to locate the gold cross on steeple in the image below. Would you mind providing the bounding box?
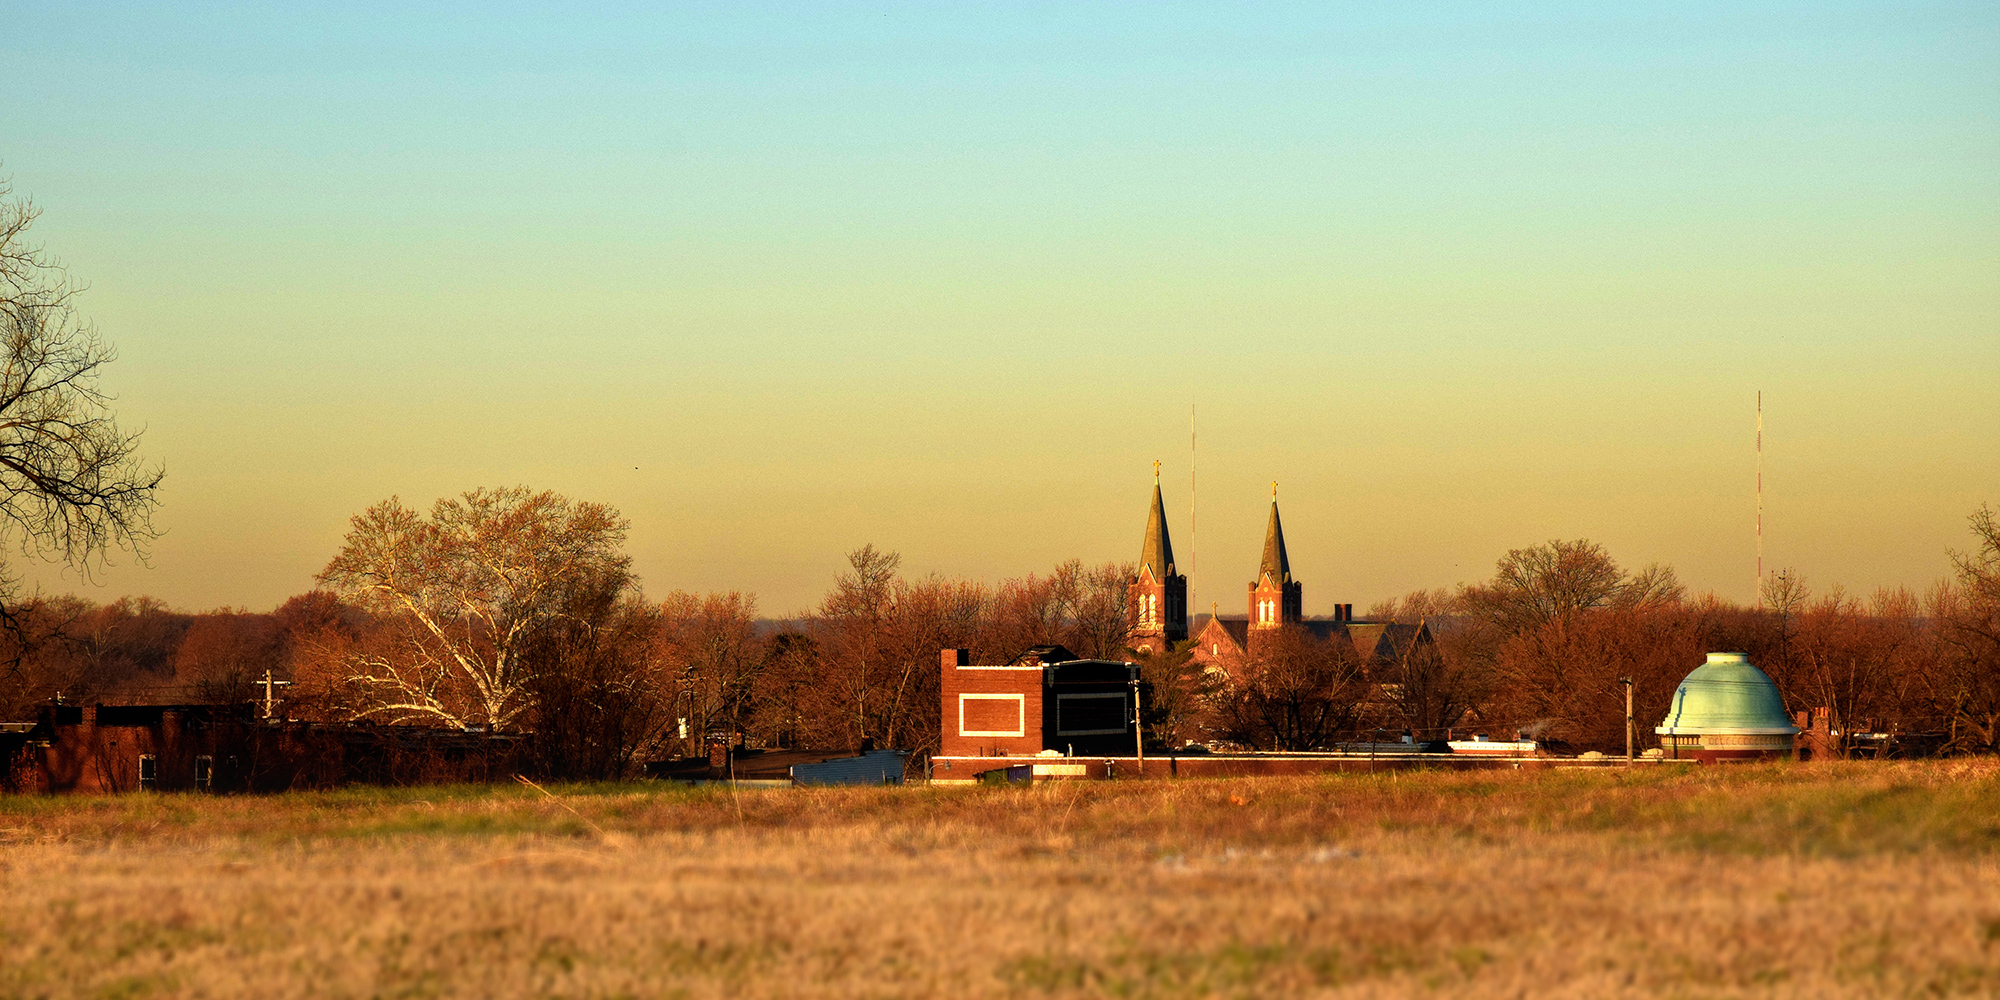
[1272,480,1278,500]
[1153,460,1161,482]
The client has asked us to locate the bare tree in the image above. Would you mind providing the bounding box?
[0,180,162,575]
[1751,566,1813,696]
[1213,626,1365,750]
[1051,559,1138,659]
[1366,587,1456,623]
[1381,622,1485,740]
[1365,589,1485,738]
[1489,603,1708,751]
[814,545,902,745]
[1616,563,1686,610]
[1461,539,1629,635]
[808,546,991,753]
[752,632,828,748]
[1934,505,2000,752]
[316,487,632,730]
[880,574,985,751]
[521,590,670,779]
[659,590,763,750]
[986,572,1065,662]
[1134,639,1216,748]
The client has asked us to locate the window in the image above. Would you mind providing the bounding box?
[1055,693,1129,736]
[195,755,213,792]
[138,754,158,791]
[959,694,1026,738]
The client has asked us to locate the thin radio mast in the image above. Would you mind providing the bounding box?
[1756,390,1763,602]
[1190,400,1197,626]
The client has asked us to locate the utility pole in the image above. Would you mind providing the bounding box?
[1619,676,1634,764]
[260,668,293,722]
[1131,672,1145,776]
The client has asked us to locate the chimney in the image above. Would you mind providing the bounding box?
[941,648,970,671]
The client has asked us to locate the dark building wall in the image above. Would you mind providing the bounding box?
[1045,659,1141,757]
[6,703,521,794]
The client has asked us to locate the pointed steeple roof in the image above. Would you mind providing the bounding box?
[1259,499,1291,586]
[1140,480,1176,582]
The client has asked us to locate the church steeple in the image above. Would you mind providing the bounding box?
[1140,478,1176,583]
[1257,485,1290,587]
[1248,483,1302,633]
[1128,464,1188,653]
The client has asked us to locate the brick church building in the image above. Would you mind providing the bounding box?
[1125,480,1431,678]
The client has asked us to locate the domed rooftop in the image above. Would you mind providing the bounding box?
[1656,653,1798,735]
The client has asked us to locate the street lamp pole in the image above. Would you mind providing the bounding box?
[1619,677,1634,764]
[1130,674,1145,776]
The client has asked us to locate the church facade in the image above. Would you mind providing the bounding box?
[1126,479,1431,677]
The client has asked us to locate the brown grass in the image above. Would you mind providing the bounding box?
[2,761,1998,998]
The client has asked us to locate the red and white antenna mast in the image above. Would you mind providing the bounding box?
[1756,390,1763,601]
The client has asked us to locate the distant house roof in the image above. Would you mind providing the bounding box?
[1302,622,1430,665]
[1009,644,1079,666]
[1196,618,1432,668]
[1211,617,1250,651]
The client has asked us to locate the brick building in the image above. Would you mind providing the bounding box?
[3,702,519,794]
[935,645,1142,779]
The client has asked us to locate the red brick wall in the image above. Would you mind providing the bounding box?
[1128,574,1166,655]
[937,648,1045,757]
[28,708,165,793]
[1190,618,1243,680]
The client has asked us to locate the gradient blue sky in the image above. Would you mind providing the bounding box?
[3,1,1995,615]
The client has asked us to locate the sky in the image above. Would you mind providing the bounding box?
[1,1,1995,617]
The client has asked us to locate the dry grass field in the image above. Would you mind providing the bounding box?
[2,761,1997,999]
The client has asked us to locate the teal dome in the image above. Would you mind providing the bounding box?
[1656,653,1798,735]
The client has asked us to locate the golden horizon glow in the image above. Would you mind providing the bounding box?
[3,3,1994,614]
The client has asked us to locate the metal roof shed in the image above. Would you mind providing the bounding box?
[790,749,908,786]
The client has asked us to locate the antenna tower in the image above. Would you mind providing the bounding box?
[1756,390,1763,602]
[1190,400,1197,626]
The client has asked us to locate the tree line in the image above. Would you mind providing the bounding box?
[1,488,1994,776]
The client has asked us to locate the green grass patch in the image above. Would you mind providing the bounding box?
[2,761,1994,858]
